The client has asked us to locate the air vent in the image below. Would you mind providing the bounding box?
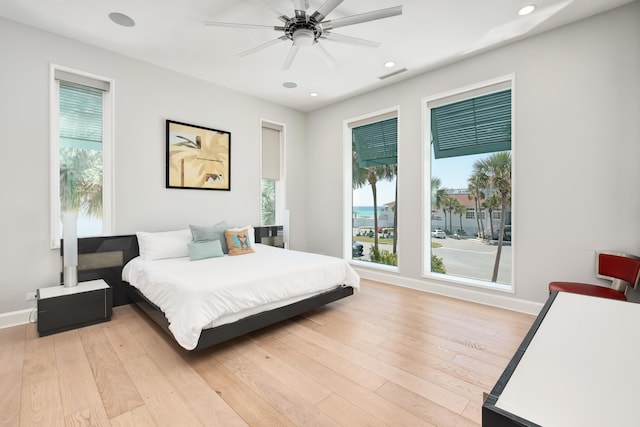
[378,68,407,80]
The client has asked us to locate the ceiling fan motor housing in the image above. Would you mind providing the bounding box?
[282,16,323,45]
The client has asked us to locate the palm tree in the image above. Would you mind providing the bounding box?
[442,196,460,234]
[467,173,487,239]
[455,203,467,235]
[483,193,501,240]
[473,152,512,282]
[352,141,394,253]
[431,177,447,230]
[261,179,276,225]
[379,164,398,254]
[59,147,102,216]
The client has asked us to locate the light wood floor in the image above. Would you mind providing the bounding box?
[1,279,534,426]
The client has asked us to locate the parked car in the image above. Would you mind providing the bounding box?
[352,240,364,257]
[491,225,512,241]
[431,229,446,239]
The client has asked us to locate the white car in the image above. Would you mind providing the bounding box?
[431,229,446,239]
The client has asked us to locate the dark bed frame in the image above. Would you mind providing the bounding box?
[71,228,354,351]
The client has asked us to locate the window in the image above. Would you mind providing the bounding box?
[50,66,113,248]
[260,121,284,226]
[426,79,512,287]
[349,110,398,267]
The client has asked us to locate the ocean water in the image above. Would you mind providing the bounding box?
[352,206,384,218]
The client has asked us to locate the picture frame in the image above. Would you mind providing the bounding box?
[166,120,231,191]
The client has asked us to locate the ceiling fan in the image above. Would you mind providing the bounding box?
[204,0,402,70]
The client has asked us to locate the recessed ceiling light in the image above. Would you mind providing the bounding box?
[109,12,135,27]
[518,4,536,16]
[309,92,318,97]
[282,82,297,89]
[384,61,395,68]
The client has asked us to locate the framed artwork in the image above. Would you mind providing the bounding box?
[166,120,231,191]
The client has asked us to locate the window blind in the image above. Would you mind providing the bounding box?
[261,126,280,180]
[431,89,511,159]
[352,117,397,168]
[59,81,103,150]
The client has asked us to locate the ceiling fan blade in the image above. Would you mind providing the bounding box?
[322,5,402,30]
[282,44,301,70]
[321,32,379,47]
[238,36,288,57]
[313,43,336,68]
[293,0,310,20]
[310,0,344,22]
[204,21,278,30]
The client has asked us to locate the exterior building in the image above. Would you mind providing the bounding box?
[431,189,511,239]
[353,201,396,230]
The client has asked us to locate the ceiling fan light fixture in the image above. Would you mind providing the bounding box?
[518,4,536,16]
[292,29,315,47]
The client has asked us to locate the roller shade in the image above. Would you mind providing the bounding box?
[431,89,511,159]
[261,126,280,180]
[352,117,397,168]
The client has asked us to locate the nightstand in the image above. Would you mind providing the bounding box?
[254,225,285,248]
[37,279,113,337]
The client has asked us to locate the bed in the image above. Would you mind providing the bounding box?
[71,226,359,351]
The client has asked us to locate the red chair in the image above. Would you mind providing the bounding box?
[549,252,640,301]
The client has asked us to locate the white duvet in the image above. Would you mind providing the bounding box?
[122,244,360,350]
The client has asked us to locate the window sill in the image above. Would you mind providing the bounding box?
[423,272,514,294]
[349,259,398,273]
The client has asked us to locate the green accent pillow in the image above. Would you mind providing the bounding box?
[190,221,228,253]
[187,240,224,261]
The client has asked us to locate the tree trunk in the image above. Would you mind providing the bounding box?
[491,198,508,282]
[474,198,481,238]
[372,184,379,249]
[392,180,398,254]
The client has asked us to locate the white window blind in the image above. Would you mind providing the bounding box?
[262,127,280,180]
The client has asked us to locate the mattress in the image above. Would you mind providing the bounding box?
[122,244,360,350]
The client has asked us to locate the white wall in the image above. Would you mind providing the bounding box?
[0,17,308,315]
[1,2,638,319]
[305,2,640,308]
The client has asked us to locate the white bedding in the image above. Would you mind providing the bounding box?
[122,244,360,350]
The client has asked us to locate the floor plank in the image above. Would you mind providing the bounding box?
[78,323,145,419]
[123,354,202,426]
[3,279,534,427]
[20,376,65,427]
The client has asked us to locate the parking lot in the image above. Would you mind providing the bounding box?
[354,236,512,284]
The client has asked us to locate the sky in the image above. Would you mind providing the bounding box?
[353,152,490,206]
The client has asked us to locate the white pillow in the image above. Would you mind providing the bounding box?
[228,225,255,245]
[136,229,192,261]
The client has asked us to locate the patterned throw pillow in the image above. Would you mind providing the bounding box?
[224,229,254,256]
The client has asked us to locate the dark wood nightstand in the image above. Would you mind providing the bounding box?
[254,225,285,248]
[37,279,113,337]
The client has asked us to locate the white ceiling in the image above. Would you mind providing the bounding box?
[0,0,633,112]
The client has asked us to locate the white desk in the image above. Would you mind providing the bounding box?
[483,291,640,426]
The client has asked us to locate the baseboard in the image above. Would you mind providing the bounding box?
[354,267,544,316]
[0,308,36,329]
